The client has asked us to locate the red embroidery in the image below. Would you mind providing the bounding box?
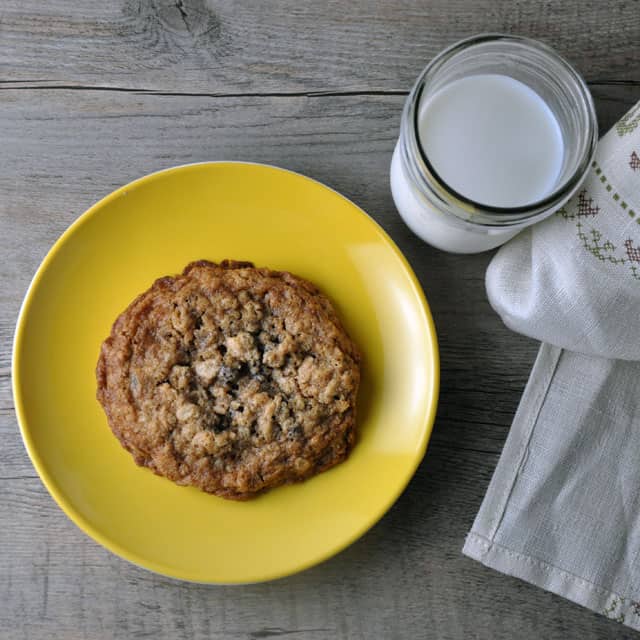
[630,151,640,171]
[625,239,640,263]
[577,189,600,217]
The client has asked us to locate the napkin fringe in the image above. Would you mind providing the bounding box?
[463,531,640,630]
[463,340,640,630]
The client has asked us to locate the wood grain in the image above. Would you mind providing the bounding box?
[1,0,639,93]
[1,2,639,638]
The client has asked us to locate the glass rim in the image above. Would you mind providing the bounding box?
[406,33,598,224]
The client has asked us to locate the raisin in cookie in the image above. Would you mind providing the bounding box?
[96,260,361,500]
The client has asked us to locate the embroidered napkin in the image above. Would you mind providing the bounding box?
[463,101,640,630]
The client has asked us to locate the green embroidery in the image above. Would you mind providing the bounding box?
[602,596,640,624]
[576,224,640,280]
[603,597,626,624]
[557,187,640,282]
[577,223,625,264]
[616,103,640,137]
[589,161,638,222]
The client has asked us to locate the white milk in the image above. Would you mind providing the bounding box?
[390,73,565,253]
[420,74,564,207]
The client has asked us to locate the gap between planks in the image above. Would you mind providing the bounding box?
[0,80,637,99]
[0,84,410,98]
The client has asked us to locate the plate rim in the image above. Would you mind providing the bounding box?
[12,161,440,583]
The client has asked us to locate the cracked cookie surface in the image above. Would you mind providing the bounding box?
[96,260,361,499]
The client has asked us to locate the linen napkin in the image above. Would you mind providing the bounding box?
[463,101,640,630]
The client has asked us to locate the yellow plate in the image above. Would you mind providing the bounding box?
[13,162,439,583]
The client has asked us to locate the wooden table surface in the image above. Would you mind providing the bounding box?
[2,2,639,638]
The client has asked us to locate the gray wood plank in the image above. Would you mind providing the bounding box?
[1,0,639,93]
[2,83,636,464]
[1,82,638,639]
[3,459,640,640]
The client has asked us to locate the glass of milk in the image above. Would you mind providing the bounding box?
[390,34,598,253]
